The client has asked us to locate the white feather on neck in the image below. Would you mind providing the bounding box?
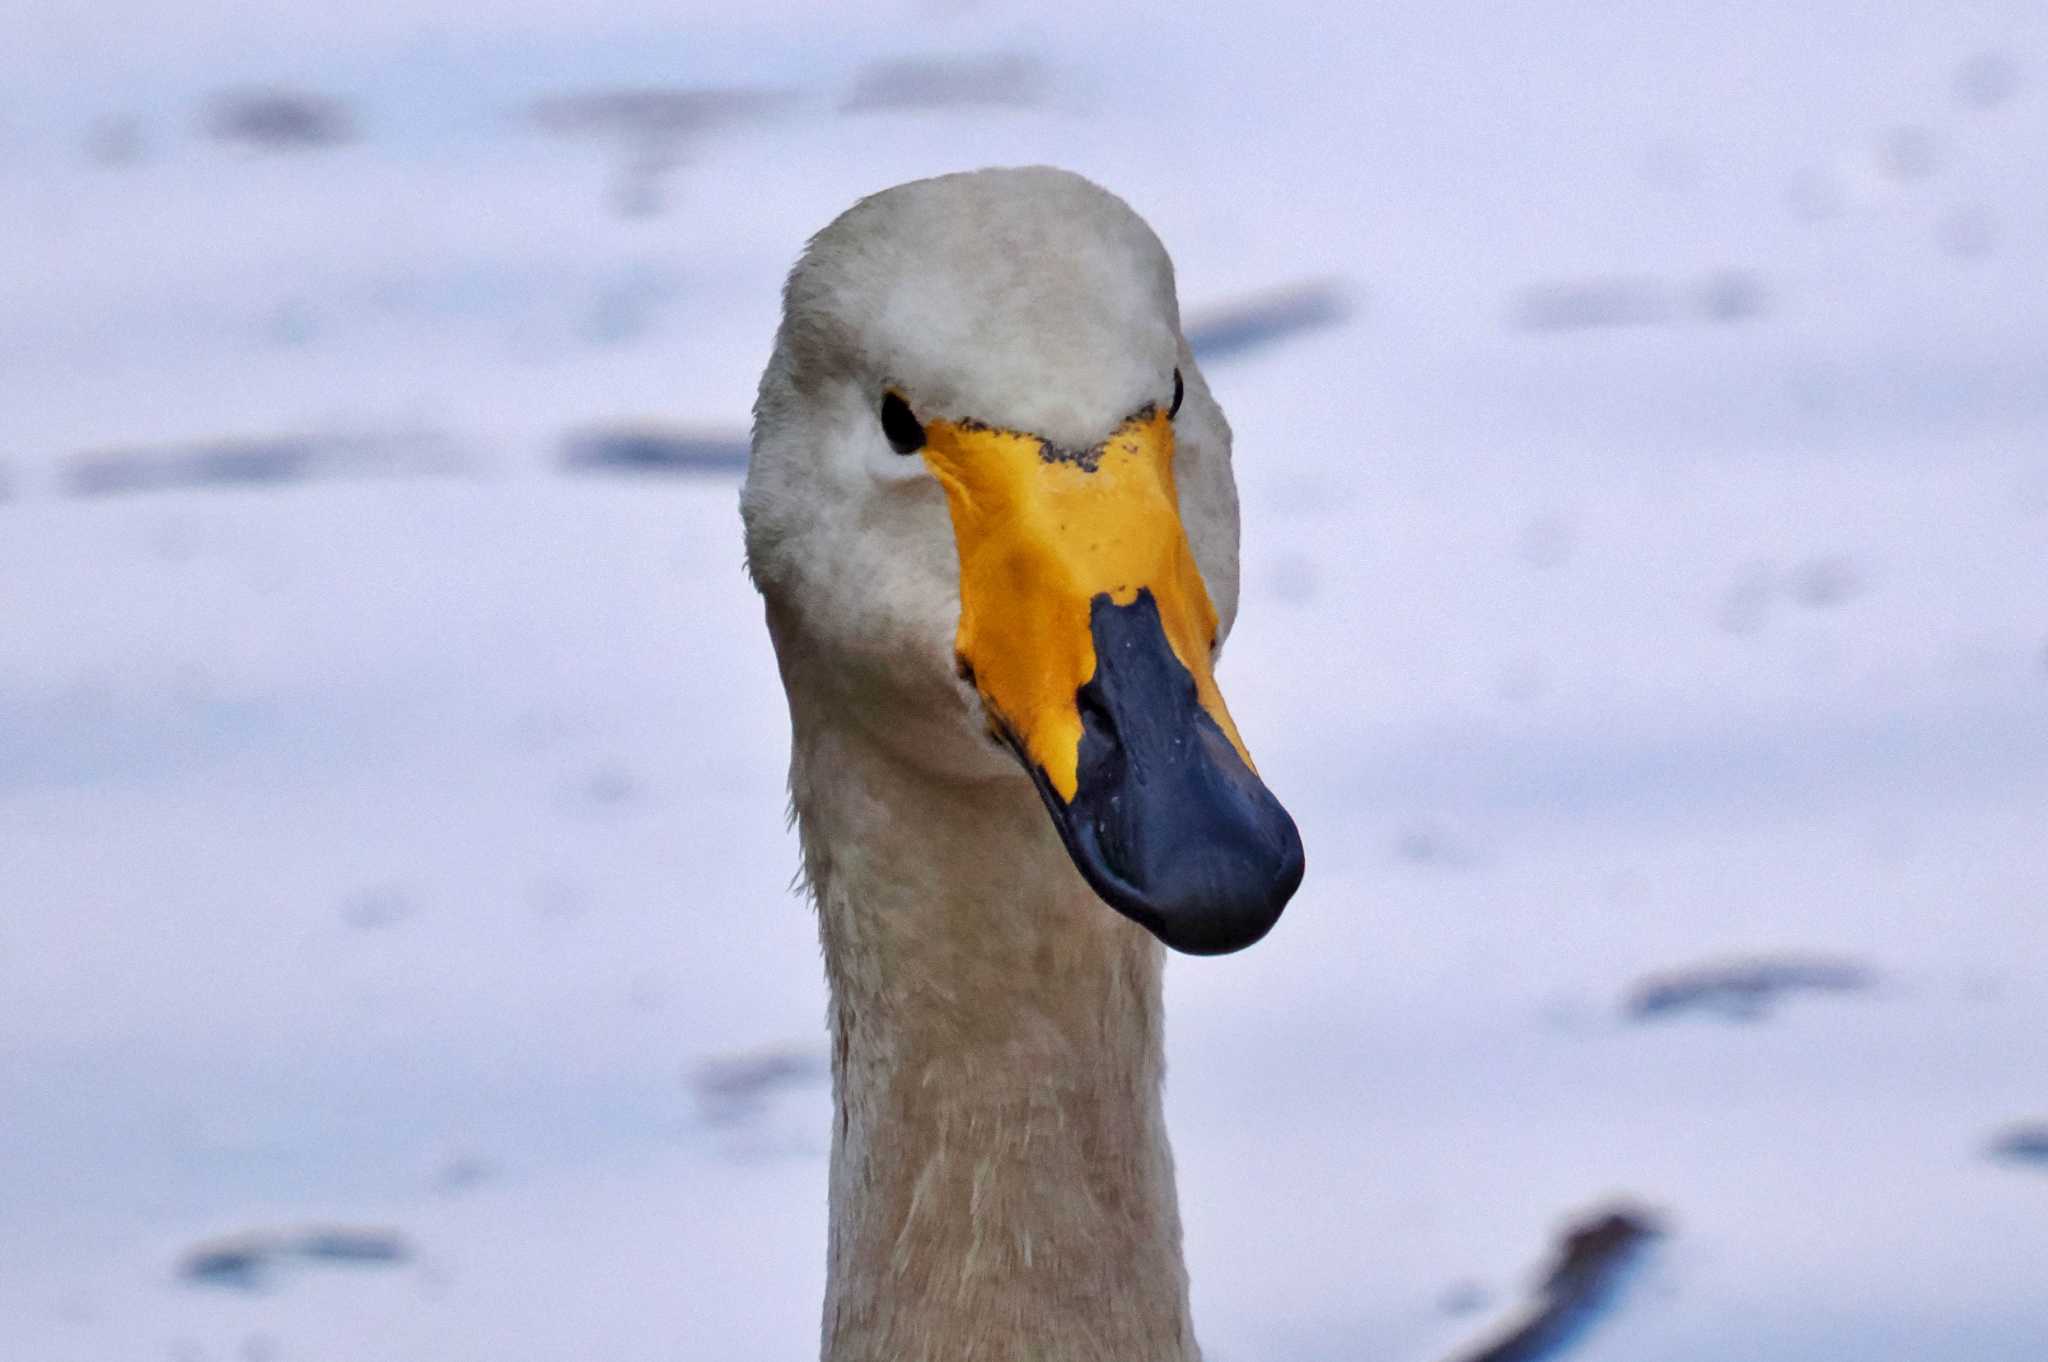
[775,640,1200,1362]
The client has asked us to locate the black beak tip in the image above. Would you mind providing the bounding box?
[1113,801,1305,956]
[1008,586,1312,956]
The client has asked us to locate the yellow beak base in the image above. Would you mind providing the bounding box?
[919,406,1247,801]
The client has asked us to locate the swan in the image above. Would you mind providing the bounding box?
[742,165,1306,1362]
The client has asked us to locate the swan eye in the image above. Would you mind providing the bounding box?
[880,391,926,455]
[1169,368,1184,419]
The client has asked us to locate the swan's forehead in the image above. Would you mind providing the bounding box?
[813,169,1181,449]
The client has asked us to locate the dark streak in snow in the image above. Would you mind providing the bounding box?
[1184,281,1353,362]
[201,88,356,150]
[64,432,465,498]
[1440,1203,1666,1362]
[1987,1124,2048,1169]
[841,52,1050,113]
[1625,955,1875,1023]
[560,426,750,476]
[177,1227,411,1291]
[692,1046,829,1127]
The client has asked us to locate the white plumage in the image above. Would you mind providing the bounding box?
[744,166,1258,1362]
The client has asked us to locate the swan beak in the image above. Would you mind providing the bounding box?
[920,405,1305,955]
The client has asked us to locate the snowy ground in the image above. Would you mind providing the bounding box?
[3,4,2046,1359]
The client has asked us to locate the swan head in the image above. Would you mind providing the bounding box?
[745,166,1303,955]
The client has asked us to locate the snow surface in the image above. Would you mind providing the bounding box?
[3,3,2046,1359]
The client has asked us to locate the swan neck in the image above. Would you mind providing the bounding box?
[792,710,1198,1362]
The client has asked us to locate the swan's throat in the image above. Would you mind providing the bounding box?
[791,715,1201,1362]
